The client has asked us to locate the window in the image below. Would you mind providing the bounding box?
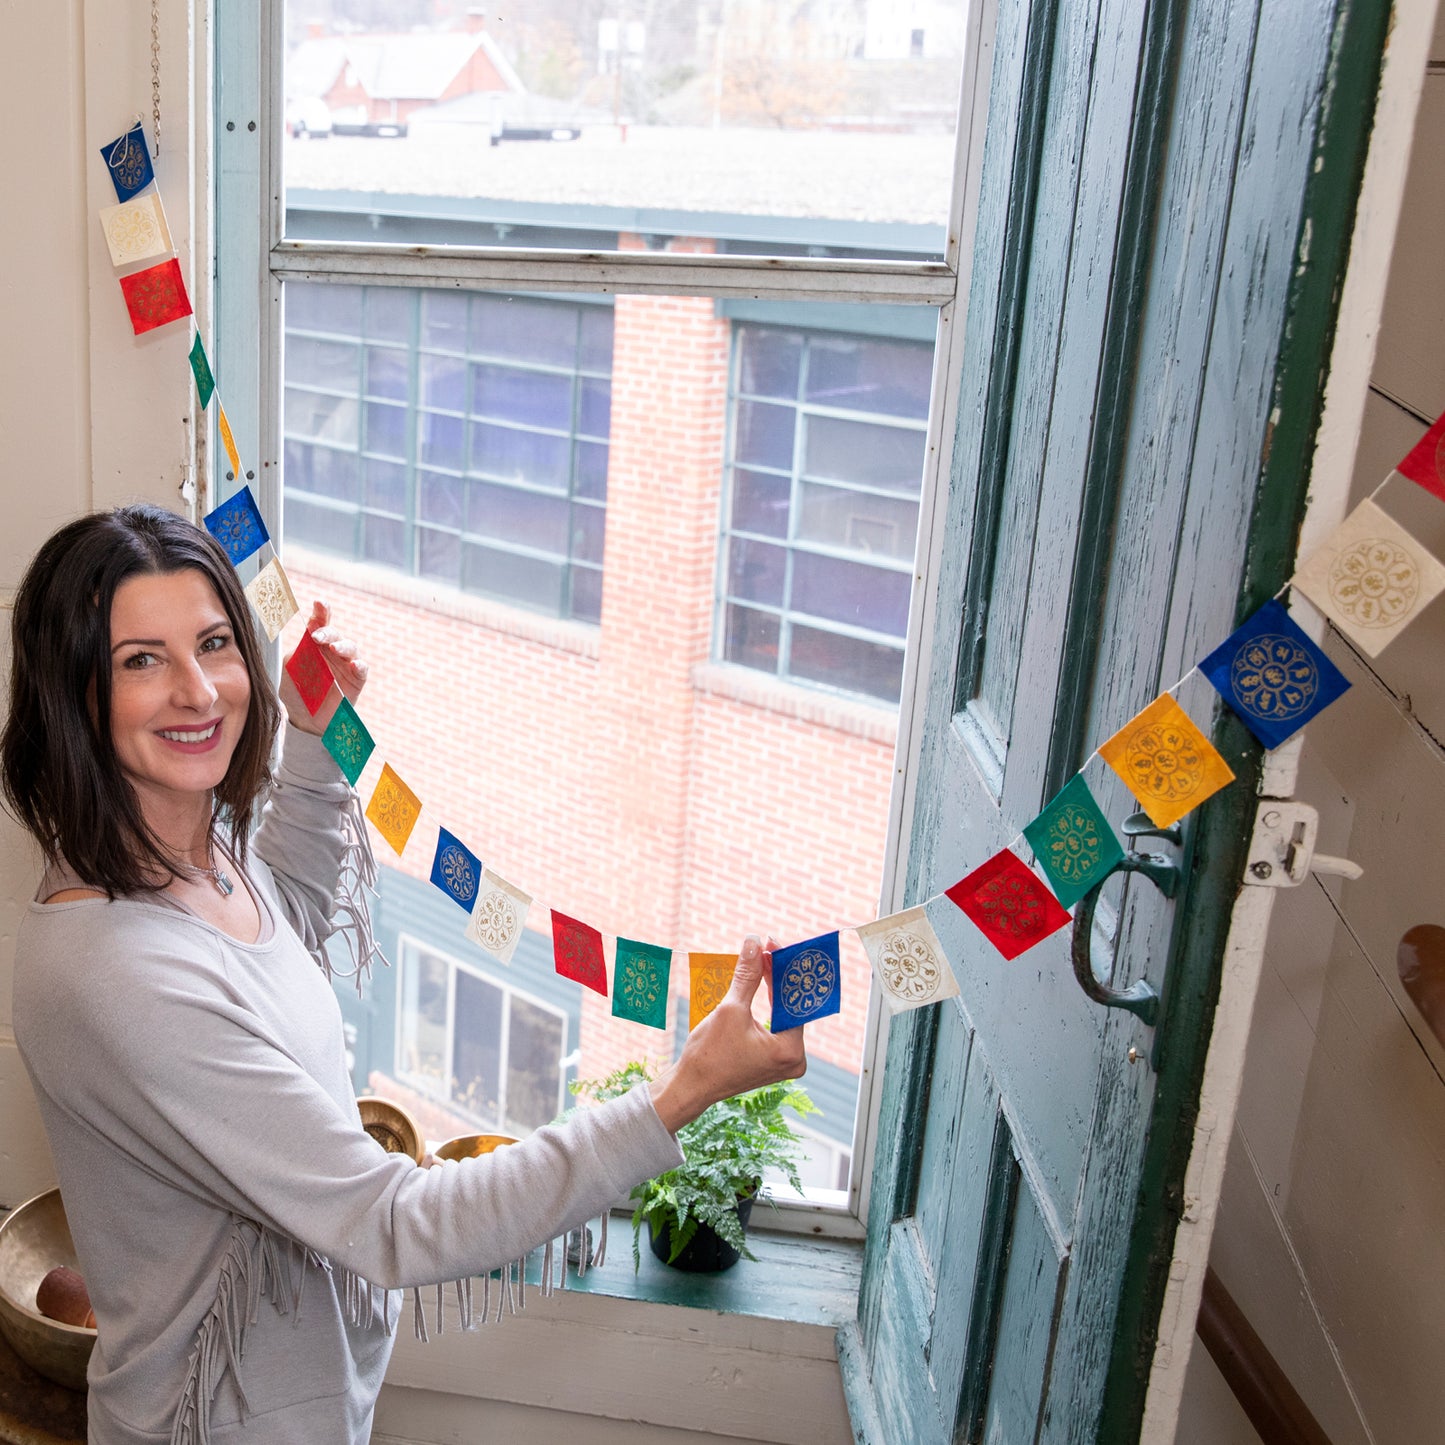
[218,0,977,1232]
[284,284,612,622]
[720,324,933,702]
[397,939,568,1137]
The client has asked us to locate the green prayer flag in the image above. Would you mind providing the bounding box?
[189,332,215,410]
[612,938,672,1030]
[1021,773,1124,910]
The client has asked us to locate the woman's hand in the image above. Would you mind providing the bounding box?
[648,935,807,1135]
[279,601,370,736]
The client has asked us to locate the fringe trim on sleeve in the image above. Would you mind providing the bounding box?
[318,792,388,996]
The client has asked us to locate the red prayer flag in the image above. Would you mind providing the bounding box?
[1396,410,1445,504]
[945,849,1071,961]
[285,628,335,716]
[118,257,192,335]
[551,911,608,995]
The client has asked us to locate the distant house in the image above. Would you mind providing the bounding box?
[288,12,524,130]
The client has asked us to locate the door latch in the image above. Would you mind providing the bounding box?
[1243,801,1362,887]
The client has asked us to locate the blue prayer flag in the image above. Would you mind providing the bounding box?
[203,485,270,567]
[430,828,482,911]
[100,125,154,202]
[1199,599,1350,749]
[770,931,841,1033]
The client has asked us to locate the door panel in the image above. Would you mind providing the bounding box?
[844,0,1391,1441]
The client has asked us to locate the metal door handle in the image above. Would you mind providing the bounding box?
[1070,851,1180,1027]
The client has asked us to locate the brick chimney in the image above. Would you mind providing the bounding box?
[464,8,486,32]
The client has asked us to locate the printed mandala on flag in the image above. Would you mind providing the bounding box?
[769,932,842,1032]
[552,911,608,996]
[189,333,215,410]
[100,124,153,202]
[285,627,336,716]
[430,827,482,911]
[688,952,736,1030]
[613,939,672,1030]
[856,907,959,1012]
[203,484,269,567]
[945,849,1071,961]
[466,869,532,965]
[321,697,375,787]
[1098,693,1235,830]
[118,256,191,336]
[1199,598,1350,748]
[1292,497,1445,658]
[244,557,299,642]
[1395,409,1445,504]
[1022,773,1124,910]
[366,764,422,856]
[100,192,173,269]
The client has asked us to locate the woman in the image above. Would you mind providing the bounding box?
[2,504,805,1443]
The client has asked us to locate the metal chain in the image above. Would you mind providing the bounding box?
[150,0,161,158]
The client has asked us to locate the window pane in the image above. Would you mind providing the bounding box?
[399,951,448,1091]
[419,411,465,471]
[421,291,468,352]
[575,441,609,501]
[796,482,918,562]
[366,345,409,402]
[419,470,463,529]
[571,502,606,565]
[365,400,408,460]
[285,439,359,504]
[738,328,803,399]
[286,389,358,446]
[727,536,787,607]
[734,399,796,470]
[579,308,615,372]
[724,604,781,672]
[571,565,603,624]
[471,422,570,490]
[417,525,460,584]
[805,336,933,420]
[804,415,926,493]
[364,457,408,514]
[453,971,504,1125]
[287,281,361,334]
[731,468,791,538]
[362,513,407,569]
[462,543,566,614]
[790,625,905,702]
[465,480,570,554]
[289,335,360,390]
[791,551,912,635]
[420,353,467,412]
[505,995,565,1134]
[578,377,611,438]
[285,495,355,556]
[471,295,576,367]
[473,363,572,430]
[365,287,412,343]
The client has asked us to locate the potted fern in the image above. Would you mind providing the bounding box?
[571,1060,818,1272]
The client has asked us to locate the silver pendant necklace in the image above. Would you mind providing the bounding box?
[178,847,234,897]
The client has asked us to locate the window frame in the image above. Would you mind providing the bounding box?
[215,0,994,1236]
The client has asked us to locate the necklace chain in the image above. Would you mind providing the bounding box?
[150,0,161,159]
[175,845,234,897]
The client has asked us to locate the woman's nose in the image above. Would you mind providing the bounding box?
[172,657,219,709]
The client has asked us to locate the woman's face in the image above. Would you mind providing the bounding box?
[108,569,252,818]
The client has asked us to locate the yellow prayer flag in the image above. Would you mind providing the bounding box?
[1098,693,1234,830]
[366,763,423,856]
[216,404,242,480]
[688,952,736,1030]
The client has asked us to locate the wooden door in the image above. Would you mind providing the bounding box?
[841,0,1391,1440]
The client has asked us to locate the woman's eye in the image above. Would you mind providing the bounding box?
[121,651,157,670]
[200,633,232,654]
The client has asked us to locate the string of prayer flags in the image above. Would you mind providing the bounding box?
[1395,409,1445,503]
[1022,774,1125,910]
[688,953,736,1029]
[1199,598,1350,749]
[430,827,482,912]
[552,911,609,996]
[189,333,215,410]
[1099,693,1235,830]
[322,697,375,786]
[100,123,153,202]
[244,557,299,642]
[945,849,1071,961]
[203,483,269,567]
[216,404,244,484]
[367,764,422,856]
[118,256,191,335]
[286,627,337,715]
[100,193,173,269]
[770,932,842,1032]
[613,939,672,1029]
[467,869,532,964]
[1291,497,1445,658]
[857,907,959,1013]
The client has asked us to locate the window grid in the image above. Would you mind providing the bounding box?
[283,287,612,624]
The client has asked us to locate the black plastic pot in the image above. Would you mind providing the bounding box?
[648,1192,756,1272]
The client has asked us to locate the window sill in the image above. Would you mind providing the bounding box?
[690,662,900,745]
[380,1224,861,1441]
[286,544,602,660]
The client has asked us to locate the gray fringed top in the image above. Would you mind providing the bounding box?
[13,727,683,1444]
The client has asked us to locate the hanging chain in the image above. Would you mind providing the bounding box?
[150,0,162,159]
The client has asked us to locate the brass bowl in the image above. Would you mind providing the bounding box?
[357,1096,426,1164]
[434,1133,520,1162]
[0,1188,96,1392]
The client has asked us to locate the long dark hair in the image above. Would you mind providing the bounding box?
[1,504,281,895]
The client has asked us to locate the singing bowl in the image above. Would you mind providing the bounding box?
[434,1133,520,1162]
[0,1188,96,1392]
[357,1096,426,1164]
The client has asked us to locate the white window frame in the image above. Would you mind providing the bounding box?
[214,0,996,1237]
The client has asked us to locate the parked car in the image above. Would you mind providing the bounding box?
[285,98,332,139]
[329,106,407,139]
[489,122,581,146]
